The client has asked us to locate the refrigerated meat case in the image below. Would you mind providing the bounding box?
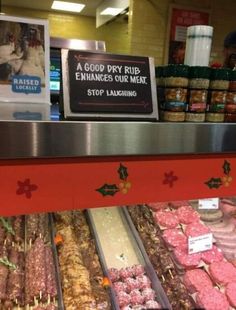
[1,121,236,310]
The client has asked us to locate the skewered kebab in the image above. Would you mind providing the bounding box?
[0,245,10,301]
[45,246,57,299]
[5,248,24,308]
[12,216,24,244]
[26,214,39,243]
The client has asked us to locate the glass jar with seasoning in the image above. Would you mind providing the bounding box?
[186,66,211,122]
[225,70,236,122]
[206,68,230,122]
[162,65,189,121]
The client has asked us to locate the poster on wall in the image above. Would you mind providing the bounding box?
[167,5,210,64]
[0,15,50,104]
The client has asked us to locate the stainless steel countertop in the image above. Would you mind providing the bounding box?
[0,121,235,159]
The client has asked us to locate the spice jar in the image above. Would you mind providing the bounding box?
[225,70,236,116]
[186,66,210,122]
[206,68,230,122]
[162,65,189,117]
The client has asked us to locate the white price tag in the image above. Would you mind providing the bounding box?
[198,198,219,209]
[188,233,213,254]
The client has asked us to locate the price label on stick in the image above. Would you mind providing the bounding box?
[188,233,213,254]
[198,198,219,209]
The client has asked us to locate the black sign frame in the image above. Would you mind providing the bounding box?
[62,49,158,120]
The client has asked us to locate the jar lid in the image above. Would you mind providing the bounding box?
[155,66,163,77]
[189,66,211,79]
[163,64,189,78]
[210,68,231,81]
[230,69,236,81]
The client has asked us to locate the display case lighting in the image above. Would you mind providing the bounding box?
[100,7,125,16]
[51,1,85,13]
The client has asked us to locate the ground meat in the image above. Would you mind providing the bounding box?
[45,246,57,298]
[162,228,187,248]
[209,261,236,285]
[196,287,229,310]
[185,222,210,237]
[201,245,224,264]
[225,282,236,307]
[174,247,201,269]
[176,205,200,224]
[183,269,213,293]
[154,210,179,228]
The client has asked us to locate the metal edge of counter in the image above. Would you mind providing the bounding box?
[0,121,236,159]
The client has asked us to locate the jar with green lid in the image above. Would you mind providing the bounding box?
[187,66,211,120]
[225,70,236,115]
[189,66,211,89]
[207,68,230,119]
[163,64,189,87]
[209,68,230,90]
[162,65,189,113]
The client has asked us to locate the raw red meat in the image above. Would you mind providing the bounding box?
[109,268,120,282]
[201,245,224,264]
[196,287,229,310]
[176,205,200,224]
[148,202,169,211]
[183,269,213,293]
[226,282,236,307]
[154,210,179,228]
[119,267,134,279]
[136,275,151,289]
[174,247,201,268]
[209,261,236,285]
[124,277,139,293]
[145,300,161,309]
[132,264,145,277]
[185,222,210,237]
[142,288,155,302]
[113,281,127,294]
[130,289,145,305]
[117,291,131,307]
[162,228,187,248]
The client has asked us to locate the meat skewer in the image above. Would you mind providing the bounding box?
[0,245,9,301]
[45,246,57,299]
[26,214,39,243]
[5,248,24,308]
[13,216,24,244]
[38,214,49,243]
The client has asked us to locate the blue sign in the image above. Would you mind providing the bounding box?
[13,111,42,120]
[12,75,41,94]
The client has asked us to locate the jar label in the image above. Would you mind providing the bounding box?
[209,90,227,105]
[165,88,187,103]
[164,101,186,112]
[188,103,206,112]
[208,103,225,113]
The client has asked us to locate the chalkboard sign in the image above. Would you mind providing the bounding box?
[62,49,158,120]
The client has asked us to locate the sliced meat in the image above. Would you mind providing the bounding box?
[216,240,236,249]
[196,287,229,310]
[208,222,235,234]
[183,269,213,293]
[213,230,236,242]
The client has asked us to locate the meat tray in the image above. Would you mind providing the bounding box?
[88,206,171,309]
[85,209,120,310]
[48,213,65,310]
[122,207,172,310]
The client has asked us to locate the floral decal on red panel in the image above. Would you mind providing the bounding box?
[16,179,38,199]
[205,160,233,189]
[96,163,131,197]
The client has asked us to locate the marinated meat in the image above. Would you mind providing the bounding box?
[26,214,39,242]
[209,261,236,285]
[33,238,47,298]
[183,269,213,293]
[45,246,57,298]
[13,216,24,243]
[176,205,200,224]
[0,245,9,300]
[196,287,229,310]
